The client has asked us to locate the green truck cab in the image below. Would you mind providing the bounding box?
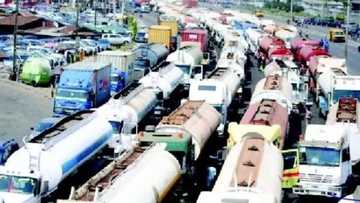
[20,57,51,86]
[138,131,193,173]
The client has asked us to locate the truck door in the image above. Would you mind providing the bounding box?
[282,149,299,189]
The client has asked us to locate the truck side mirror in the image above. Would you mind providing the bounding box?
[41,180,48,195]
[30,127,34,131]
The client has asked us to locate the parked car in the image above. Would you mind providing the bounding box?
[30,117,62,138]
[28,47,66,68]
[81,39,101,52]
[80,39,98,55]
[97,38,111,50]
[0,139,19,165]
[102,33,132,46]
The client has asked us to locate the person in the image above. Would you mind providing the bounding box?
[323,38,329,52]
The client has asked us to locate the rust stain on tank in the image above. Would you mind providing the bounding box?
[160,101,204,125]
[337,97,357,123]
[236,134,265,187]
[264,74,281,90]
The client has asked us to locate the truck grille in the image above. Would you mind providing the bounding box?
[301,174,334,184]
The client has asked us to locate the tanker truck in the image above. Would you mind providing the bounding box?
[0,110,113,202]
[316,69,360,117]
[293,124,352,198]
[133,43,169,78]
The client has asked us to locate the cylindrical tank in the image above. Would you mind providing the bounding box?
[4,112,113,191]
[259,36,285,56]
[251,75,293,112]
[135,43,169,67]
[166,45,203,67]
[98,146,181,203]
[317,67,347,97]
[212,66,243,105]
[290,38,320,53]
[98,85,157,127]
[268,46,293,61]
[155,101,221,159]
[309,56,346,77]
[239,99,289,148]
[139,63,184,98]
[298,45,328,63]
[210,134,283,203]
[275,28,297,45]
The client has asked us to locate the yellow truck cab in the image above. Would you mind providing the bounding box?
[255,10,264,18]
[282,149,299,189]
[328,28,345,42]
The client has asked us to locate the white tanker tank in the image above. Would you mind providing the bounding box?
[197,133,283,203]
[98,63,184,131]
[156,101,221,159]
[0,110,113,203]
[97,145,180,203]
[166,45,203,84]
[139,62,184,99]
[251,74,293,113]
[57,144,181,203]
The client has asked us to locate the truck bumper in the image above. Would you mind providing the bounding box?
[293,184,342,198]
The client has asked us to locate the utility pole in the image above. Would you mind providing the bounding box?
[290,0,293,22]
[12,0,19,81]
[94,2,97,28]
[75,0,80,49]
[345,0,350,60]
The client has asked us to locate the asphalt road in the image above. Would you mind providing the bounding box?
[0,79,52,144]
[298,25,360,75]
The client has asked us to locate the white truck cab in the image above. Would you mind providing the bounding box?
[189,79,228,134]
[0,168,43,203]
[293,124,351,198]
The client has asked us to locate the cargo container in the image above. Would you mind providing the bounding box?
[183,0,197,8]
[148,25,172,50]
[85,50,136,93]
[160,15,178,37]
[180,29,208,52]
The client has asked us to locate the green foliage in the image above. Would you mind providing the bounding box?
[264,1,304,12]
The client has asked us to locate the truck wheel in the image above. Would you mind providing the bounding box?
[31,81,37,87]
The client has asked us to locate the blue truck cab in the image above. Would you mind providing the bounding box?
[53,61,111,116]
[110,67,127,95]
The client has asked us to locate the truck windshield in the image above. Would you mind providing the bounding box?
[56,89,88,100]
[0,175,37,194]
[299,146,340,167]
[333,90,360,103]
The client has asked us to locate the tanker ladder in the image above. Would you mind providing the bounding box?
[67,144,154,201]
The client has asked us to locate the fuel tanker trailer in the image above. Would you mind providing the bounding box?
[57,144,181,203]
[155,100,221,160]
[197,133,284,203]
[0,110,113,203]
[251,74,293,113]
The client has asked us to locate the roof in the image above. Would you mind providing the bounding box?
[0,13,42,26]
[63,61,111,71]
[304,124,346,144]
[150,25,172,30]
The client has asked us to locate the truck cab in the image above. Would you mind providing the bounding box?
[110,68,127,95]
[293,125,351,198]
[53,62,111,116]
[189,80,227,134]
[318,75,360,117]
[0,169,43,203]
